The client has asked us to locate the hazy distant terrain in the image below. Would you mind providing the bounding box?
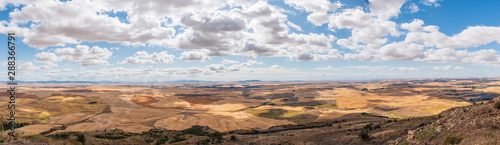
[0,78,499,144]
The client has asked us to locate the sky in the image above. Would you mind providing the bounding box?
[0,0,500,82]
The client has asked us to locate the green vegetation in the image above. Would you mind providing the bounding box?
[169,135,186,143]
[47,133,70,140]
[416,127,440,140]
[361,112,388,118]
[208,132,225,138]
[182,126,209,136]
[95,133,126,139]
[397,140,410,145]
[250,109,305,118]
[155,136,169,145]
[286,103,338,108]
[443,135,463,145]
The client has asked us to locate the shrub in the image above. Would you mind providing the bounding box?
[358,130,370,141]
[77,134,85,144]
[363,123,372,130]
[169,135,186,143]
[397,140,410,145]
[208,132,224,138]
[155,136,169,145]
[47,133,70,140]
[230,135,237,141]
[443,135,463,145]
[494,101,500,109]
[416,127,440,140]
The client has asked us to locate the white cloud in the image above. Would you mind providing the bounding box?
[18,61,56,72]
[287,21,302,31]
[391,67,419,71]
[35,45,112,66]
[284,0,342,26]
[179,51,211,62]
[0,0,30,10]
[222,59,239,64]
[269,65,284,70]
[345,51,375,61]
[433,65,466,70]
[376,42,425,61]
[422,0,441,7]
[206,64,226,73]
[408,3,420,13]
[330,8,400,50]
[227,60,263,72]
[1,0,177,49]
[402,19,500,49]
[120,51,174,64]
[345,66,389,71]
[369,0,408,20]
[315,66,342,71]
[422,48,500,66]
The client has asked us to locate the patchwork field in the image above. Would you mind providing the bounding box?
[1,78,499,136]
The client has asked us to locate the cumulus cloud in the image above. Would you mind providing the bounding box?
[407,3,420,13]
[35,45,112,66]
[376,42,425,61]
[1,0,177,49]
[422,48,500,66]
[206,64,226,73]
[222,59,239,64]
[345,51,375,61]
[0,0,30,10]
[227,60,263,72]
[402,19,500,49]
[3,0,500,74]
[422,0,441,7]
[284,0,341,26]
[330,8,400,50]
[18,61,57,72]
[269,65,284,70]
[369,0,408,20]
[179,51,211,62]
[120,51,175,64]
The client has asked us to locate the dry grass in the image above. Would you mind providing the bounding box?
[178,96,224,107]
[0,95,107,124]
[131,95,158,107]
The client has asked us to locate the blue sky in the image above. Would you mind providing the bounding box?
[0,0,499,82]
